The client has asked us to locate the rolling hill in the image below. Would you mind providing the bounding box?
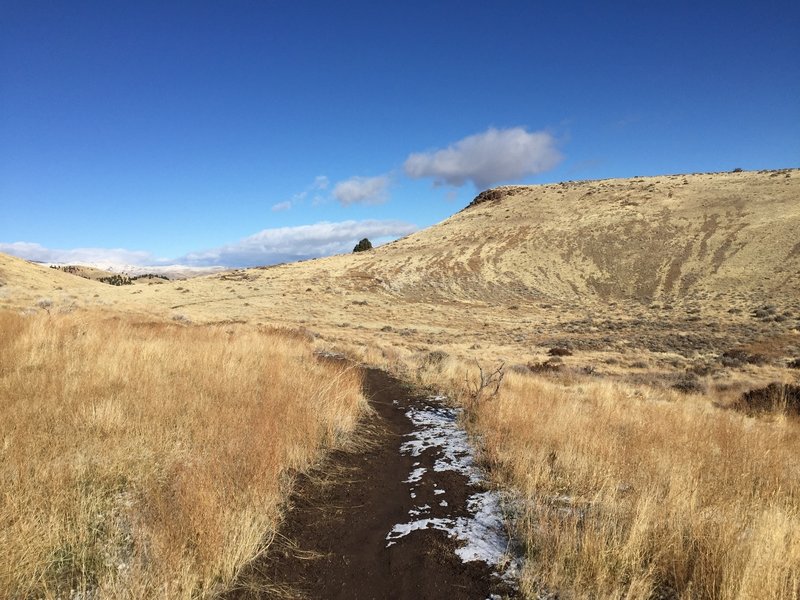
[2,169,798,364]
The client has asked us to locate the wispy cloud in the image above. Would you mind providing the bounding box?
[271,201,292,212]
[1,218,417,270]
[179,219,416,266]
[271,175,330,211]
[332,175,391,206]
[0,241,158,267]
[404,127,562,189]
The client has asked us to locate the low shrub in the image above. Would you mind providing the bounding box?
[734,383,800,416]
[548,347,572,357]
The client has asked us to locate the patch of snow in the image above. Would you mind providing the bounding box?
[404,467,426,483]
[388,498,510,568]
[409,504,431,517]
[452,492,509,565]
[387,517,455,544]
[389,399,519,583]
[400,405,480,484]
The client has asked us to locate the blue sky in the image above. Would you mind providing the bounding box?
[1,1,798,268]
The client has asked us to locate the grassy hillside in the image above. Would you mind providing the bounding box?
[5,169,798,313]
[0,253,118,312]
[12,168,782,373]
[2,168,798,599]
[3,169,798,375]
[364,169,800,305]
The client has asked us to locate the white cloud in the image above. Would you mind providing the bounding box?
[404,127,562,188]
[271,201,292,212]
[270,175,329,212]
[178,219,417,267]
[332,175,390,206]
[0,241,157,267]
[1,218,416,270]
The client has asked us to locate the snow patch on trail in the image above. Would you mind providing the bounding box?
[386,517,453,547]
[399,402,481,485]
[387,492,513,570]
[453,492,508,565]
[408,504,431,517]
[387,399,518,582]
[404,467,426,483]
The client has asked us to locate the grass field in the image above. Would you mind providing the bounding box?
[473,370,800,599]
[335,342,800,599]
[0,311,365,598]
[2,169,799,598]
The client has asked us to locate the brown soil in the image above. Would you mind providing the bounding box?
[225,367,517,599]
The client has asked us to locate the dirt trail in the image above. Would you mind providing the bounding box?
[226,367,518,599]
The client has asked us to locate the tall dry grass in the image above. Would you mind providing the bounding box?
[338,340,800,599]
[0,311,365,598]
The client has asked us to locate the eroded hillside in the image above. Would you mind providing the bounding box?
[331,168,800,306]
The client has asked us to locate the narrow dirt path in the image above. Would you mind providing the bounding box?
[226,367,518,599]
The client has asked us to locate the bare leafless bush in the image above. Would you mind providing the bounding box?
[465,360,505,406]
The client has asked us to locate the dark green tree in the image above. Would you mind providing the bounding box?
[353,238,373,253]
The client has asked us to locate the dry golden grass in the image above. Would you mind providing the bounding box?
[398,354,800,599]
[2,170,798,374]
[2,169,799,598]
[0,310,366,598]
